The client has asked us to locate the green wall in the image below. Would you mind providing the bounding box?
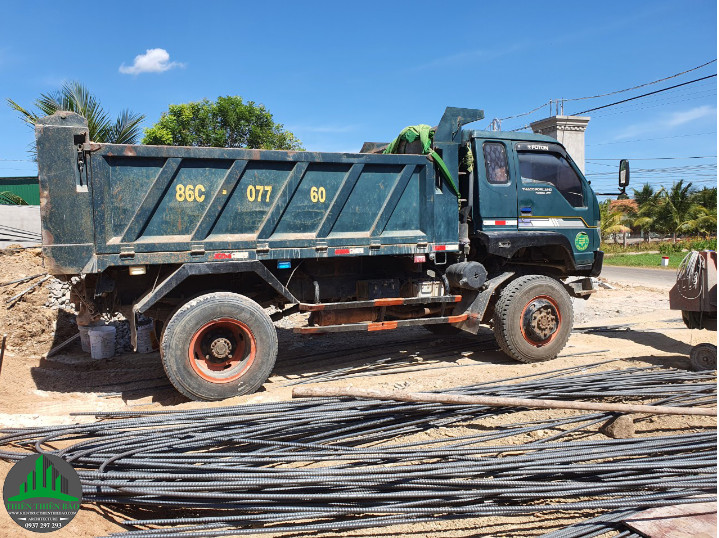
[0,177,40,205]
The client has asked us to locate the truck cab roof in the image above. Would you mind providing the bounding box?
[463,130,560,144]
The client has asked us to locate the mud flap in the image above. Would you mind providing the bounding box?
[564,277,600,299]
[454,272,514,334]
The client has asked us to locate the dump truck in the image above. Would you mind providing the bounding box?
[36,107,610,401]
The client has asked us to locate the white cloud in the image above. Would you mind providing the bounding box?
[665,105,716,127]
[614,105,717,140]
[119,48,184,75]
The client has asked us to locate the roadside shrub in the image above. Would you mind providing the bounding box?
[658,242,683,255]
[600,236,716,254]
[687,238,717,251]
[657,237,717,254]
[602,241,663,254]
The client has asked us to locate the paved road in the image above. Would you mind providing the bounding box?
[600,265,676,290]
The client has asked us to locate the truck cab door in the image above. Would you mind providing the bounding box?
[512,143,597,267]
[473,139,518,230]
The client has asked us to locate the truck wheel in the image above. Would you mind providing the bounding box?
[690,343,717,371]
[493,275,573,363]
[161,292,278,401]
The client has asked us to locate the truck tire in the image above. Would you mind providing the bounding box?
[690,343,717,371]
[161,292,278,401]
[492,275,573,363]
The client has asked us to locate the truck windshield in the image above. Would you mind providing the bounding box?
[517,151,584,207]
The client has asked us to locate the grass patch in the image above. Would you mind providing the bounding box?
[604,252,686,269]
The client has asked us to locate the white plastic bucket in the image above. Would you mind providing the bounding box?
[136,322,158,354]
[78,323,101,353]
[89,326,116,359]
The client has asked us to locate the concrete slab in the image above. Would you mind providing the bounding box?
[0,206,41,247]
[624,501,716,538]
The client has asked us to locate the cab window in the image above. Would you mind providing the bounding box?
[483,142,509,184]
[518,151,584,207]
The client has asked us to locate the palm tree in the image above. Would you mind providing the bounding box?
[632,186,662,241]
[632,183,655,207]
[655,180,700,243]
[680,205,717,238]
[7,81,144,144]
[690,187,717,210]
[599,199,631,244]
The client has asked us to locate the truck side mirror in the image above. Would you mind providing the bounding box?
[619,159,630,190]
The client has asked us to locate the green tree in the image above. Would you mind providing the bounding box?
[680,204,717,237]
[632,183,655,207]
[690,186,717,210]
[142,96,304,150]
[632,185,662,241]
[599,199,631,243]
[652,180,703,242]
[7,81,145,144]
[685,187,718,237]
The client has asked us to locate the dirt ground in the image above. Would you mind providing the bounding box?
[0,247,715,537]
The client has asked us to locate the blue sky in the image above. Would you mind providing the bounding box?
[0,1,716,197]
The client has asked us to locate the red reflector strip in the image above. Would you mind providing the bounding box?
[374,298,404,307]
[495,220,507,225]
[368,321,398,332]
[334,247,365,255]
[434,245,447,251]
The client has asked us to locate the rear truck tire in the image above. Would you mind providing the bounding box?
[690,343,717,371]
[492,275,573,363]
[161,292,278,401]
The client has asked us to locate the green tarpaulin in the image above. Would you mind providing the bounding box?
[383,125,460,198]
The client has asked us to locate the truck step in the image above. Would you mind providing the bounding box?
[299,295,462,312]
[295,314,468,334]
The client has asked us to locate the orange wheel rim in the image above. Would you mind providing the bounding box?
[519,295,562,347]
[188,318,256,383]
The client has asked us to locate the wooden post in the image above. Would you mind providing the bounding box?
[292,386,717,417]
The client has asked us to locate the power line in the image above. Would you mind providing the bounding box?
[497,101,552,122]
[570,74,717,115]
[565,59,716,102]
[498,59,716,122]
[584,89,717,119]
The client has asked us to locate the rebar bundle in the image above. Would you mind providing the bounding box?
[0,363,715,537]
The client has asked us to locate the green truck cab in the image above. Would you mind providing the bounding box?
[36,107,605,401]
[470,132,600,274]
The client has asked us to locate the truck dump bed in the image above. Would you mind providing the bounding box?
[37,113,459,274]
